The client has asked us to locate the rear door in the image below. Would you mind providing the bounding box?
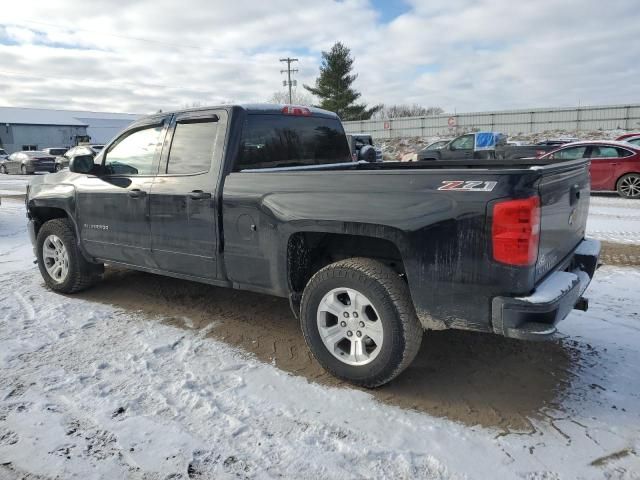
[587,145,622,190]
[149,109,227,279]
[535,160,591,281]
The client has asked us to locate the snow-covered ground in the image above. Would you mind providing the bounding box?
[588,195,640,245]
[0,175,32,196]
[1,190,640,478]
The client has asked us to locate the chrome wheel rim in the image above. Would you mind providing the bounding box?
[620,175,640,198]
[42,235,69,284]
[317,287,384,366]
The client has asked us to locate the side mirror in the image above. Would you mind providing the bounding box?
[69,155,94,174]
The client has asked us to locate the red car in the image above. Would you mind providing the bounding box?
[539,141,640,198]
[616,132,640,141]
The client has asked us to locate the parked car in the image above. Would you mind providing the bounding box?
[346,134,383,162]
[42,147,69,157]
[0,148,8,160]
[616,133,640,141]
[55,145,102,171]
[539,140,640,198]
[417,132,559,161]
[622,135,640,148]
[26,104,599,387]
[535,138,579,147]
[0,151,56,174]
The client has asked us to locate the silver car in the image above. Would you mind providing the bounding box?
[0,151,56,175]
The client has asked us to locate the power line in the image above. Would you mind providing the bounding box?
[279,57,298,104]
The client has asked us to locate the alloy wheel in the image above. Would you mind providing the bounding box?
[316,287,384,366]
[42,234,69,284]
[619,174,640,198]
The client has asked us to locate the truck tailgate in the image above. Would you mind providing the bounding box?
[535,160,590,281]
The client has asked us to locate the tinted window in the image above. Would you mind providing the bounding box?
[104,125,163,175]
[166,120,218,174]
[48,148,67,156]
[235,114,350,171]
[553,146,587,160]
[590,146,619,158]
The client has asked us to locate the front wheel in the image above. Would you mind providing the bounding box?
[300,258,422,387]
[36,218,102,293]
[617,173,640,199]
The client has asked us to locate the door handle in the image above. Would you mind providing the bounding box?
[128,188,147,198]
[189,190,212,200]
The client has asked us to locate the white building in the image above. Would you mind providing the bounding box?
[0,107,140,154]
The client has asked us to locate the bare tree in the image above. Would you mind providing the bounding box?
[373,104,444,119]
[268,90,315,106]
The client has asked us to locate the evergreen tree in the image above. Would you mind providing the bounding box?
[304,42,381,120]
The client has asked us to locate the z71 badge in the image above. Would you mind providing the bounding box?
[437,180,498,192]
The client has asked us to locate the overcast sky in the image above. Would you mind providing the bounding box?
[0,0,637,115]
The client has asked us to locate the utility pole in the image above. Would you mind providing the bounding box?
[279,57,298,104]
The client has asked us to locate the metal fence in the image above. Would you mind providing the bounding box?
[342,104,640,139]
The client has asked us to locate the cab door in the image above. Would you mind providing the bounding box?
[442,134,474,159]
[76,118,168,266]
[149,109,227,279]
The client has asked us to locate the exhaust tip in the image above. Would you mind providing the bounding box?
[574,296,589,312]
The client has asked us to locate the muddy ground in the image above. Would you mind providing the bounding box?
[75,266,591,435]
[72,241,636,434]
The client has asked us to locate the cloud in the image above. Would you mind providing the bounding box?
[0,0,637,114]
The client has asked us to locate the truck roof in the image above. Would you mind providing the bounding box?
[138,104,339,122]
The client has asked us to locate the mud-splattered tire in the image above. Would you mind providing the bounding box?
[300,257,423,388]
[36,218,102,293]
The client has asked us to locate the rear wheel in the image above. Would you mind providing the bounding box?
[36,218,102,293]
[617,173,640,199]
[300,257,422,387]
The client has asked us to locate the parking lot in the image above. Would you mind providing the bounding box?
[1,175,639,479]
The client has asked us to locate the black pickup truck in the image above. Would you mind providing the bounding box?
[26,104,600,387]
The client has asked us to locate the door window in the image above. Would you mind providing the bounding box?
[166,120,218,174]
[104,125,164,175]
[450,135,474,150]
[589,146,619,158]
[552,146,587,160]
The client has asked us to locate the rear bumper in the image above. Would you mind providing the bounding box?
[491,238,600,340]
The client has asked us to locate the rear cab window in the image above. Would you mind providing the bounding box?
[234,113,351,171]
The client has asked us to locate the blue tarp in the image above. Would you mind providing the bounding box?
[475,132,501,151]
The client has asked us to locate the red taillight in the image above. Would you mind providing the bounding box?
[281,105,312,116]
[492,196,540,266]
